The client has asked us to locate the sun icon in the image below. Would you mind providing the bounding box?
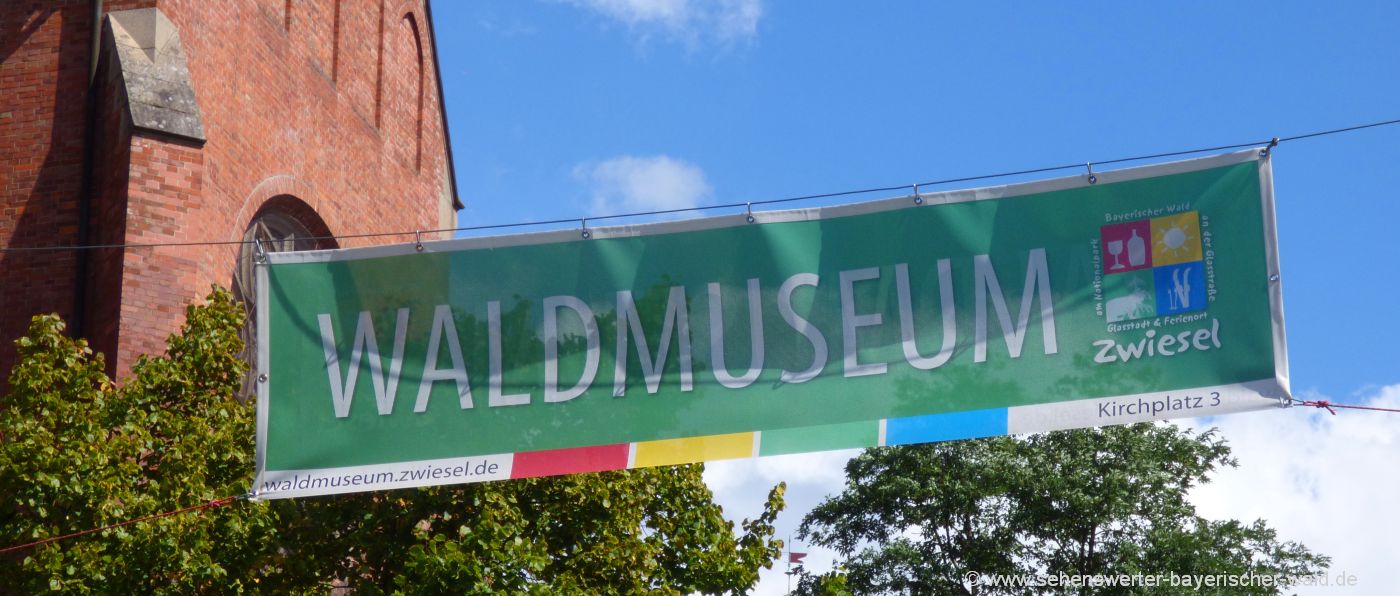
[1156,223,1195,256]
[1150,212,1202,265]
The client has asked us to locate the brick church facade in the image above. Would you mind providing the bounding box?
[1,0,460,379]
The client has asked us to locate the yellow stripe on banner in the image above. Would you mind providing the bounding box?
[631,432,755,468]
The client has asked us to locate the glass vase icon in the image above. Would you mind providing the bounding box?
[1127,229,1147,267]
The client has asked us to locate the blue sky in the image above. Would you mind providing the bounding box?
[432,1,1399,592]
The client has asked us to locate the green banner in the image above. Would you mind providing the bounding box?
[253,150,1288,499]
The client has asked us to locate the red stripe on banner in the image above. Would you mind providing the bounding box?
[510,443,630,479]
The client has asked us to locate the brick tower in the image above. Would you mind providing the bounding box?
[0,0,461,379]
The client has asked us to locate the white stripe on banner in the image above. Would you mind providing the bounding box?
[256,453,514,500]
[1006,379,1286,435]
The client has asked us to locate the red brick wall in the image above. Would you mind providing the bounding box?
[0,2,93,373]
[1,0,455,380]
[338,0,382,126]
[295,0,339,81]
[108,136,208,371]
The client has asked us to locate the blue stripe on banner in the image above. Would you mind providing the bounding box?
[885,408,1008,446]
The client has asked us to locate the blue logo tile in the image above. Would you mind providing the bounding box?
[1153,262,1206,316]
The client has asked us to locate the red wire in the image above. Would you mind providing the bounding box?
[0,495,241,556]
[1296,399,1400,416]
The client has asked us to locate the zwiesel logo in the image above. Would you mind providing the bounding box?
[1099,210,1207,326]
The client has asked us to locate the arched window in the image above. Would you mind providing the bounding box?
[386,12,424,170]
[232,210,325,401]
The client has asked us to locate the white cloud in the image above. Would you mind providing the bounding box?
[706,450,860,596]
[558,0,763,45]
[573,155,712,216]
[707,384,1400,595]
[1182,384,1400,594]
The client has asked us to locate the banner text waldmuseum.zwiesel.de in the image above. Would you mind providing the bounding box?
[253,149,1289,499]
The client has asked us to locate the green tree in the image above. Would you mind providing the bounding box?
[794,568,854,596]
[797,425,1326,595]
[0,288,784,594]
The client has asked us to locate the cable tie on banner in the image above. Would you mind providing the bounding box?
[1291,397,1400,415]
[745,203,755,224]
[580,218,591,239]
[414,231,424,252]
[1085,162,1097,185]
[1305,399,1337,415]
[912,183,923,205]
[1261,137,1279,157]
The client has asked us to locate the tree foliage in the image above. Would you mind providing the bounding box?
[0,288,784,594]
[797,425,1327,595]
